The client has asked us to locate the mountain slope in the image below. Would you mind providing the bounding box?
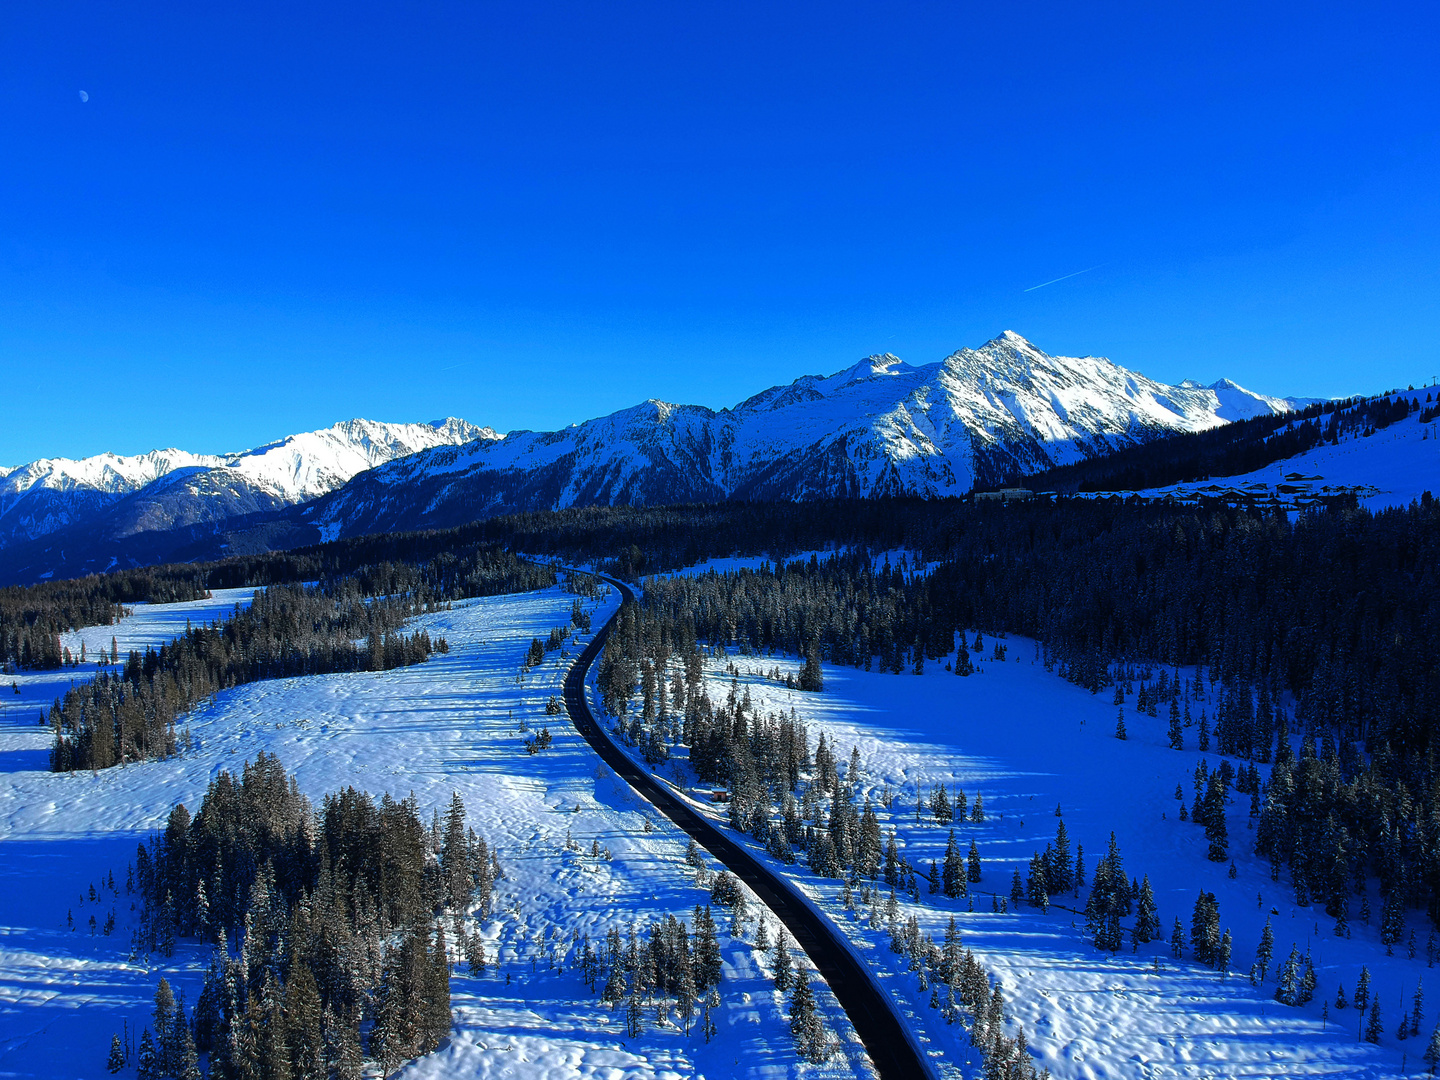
[301,332,1315,540]
[0,418,494,553]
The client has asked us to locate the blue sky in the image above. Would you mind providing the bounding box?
[1,1,1437,463]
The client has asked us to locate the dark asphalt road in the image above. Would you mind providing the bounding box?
[562,575,937,1080]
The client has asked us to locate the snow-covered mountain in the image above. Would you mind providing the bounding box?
[1184,377,1316,422]
[299,332,1318,540]
[0,418,495,552]
[0,332,1324,584]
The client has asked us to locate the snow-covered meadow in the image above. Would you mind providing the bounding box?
[0,586,868,1080]
[628,638,1425,1080]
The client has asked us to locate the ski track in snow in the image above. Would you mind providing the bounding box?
[637,643,1423,1080]
[0,588,868,1080]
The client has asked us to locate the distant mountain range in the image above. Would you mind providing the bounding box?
[0,419,492,572]
[0,333,1319,583]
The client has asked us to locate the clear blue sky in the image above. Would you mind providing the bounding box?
[2,2,1437,463]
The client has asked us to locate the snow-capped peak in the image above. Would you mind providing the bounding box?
[829,354,917,387]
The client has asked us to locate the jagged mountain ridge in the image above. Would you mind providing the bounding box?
[0,332,1319,583]
[300,332,1318,541]
[0,417,495,553]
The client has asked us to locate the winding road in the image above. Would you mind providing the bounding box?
[562,575,937,1080]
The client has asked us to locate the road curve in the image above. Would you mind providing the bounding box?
[563,575,937,1080]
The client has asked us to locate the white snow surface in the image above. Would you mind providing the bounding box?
[0,587,869,1080]
[612,639,1423,1080]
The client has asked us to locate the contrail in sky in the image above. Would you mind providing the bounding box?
[1023,264,1105,292]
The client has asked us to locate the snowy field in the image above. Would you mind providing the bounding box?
[0,587,258,733]
[625,641,1425,1080]
[0,586,868,1080]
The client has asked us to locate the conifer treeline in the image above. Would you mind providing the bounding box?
[126,754,497,1079]
[619,497,1438,754]
[48,546,552,772]
[0,565,211,669]
[48,582,436,772]
[3,531,553,669]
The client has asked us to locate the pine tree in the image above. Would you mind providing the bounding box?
[603,965,627,1006]
[968,840,982,883]
[107,1034,126,1073]
[441,791,471,910]
[1052,819,1072,892]
[258,969,291,1078]
[1216,928,1233,975]
[693,904,722,991]
[1134,876,1160,944]
[1170,917,1185,959]
[626,991,644,1038]
[677,961,697,1036]
[702,990,718,1043]
[799,644,824,692]
[1168,698,1184,750]
[1010,867,1025,909]
[1382,890,1406,955]
[942,830,965,898]
[1191,892,1220,966]
[1424,1018,1440,1075]
[1413,979,1426,1040]
[773,932,793,992]
[1355,966,1372,1013]
[1366,996,1383,1043]
[941,916,963,986]
[789,969,829,1063]
[933,784,952,825]
[1274,946,1301,1006]
[1026,855,1049,913]
[1203,775,1228,861]
[1115,708,1127,740]
[136,1030,158,1080]
[284,962,324,1080]
[1254,916,1275,982]
[152,979,176,1075]
[323,1006,363,1080]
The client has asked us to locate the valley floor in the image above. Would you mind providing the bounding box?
[0,586,867,1080]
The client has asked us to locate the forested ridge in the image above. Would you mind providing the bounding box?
[47,545,554,772]
[1015,389,1425,494]
[614,498,1438,754]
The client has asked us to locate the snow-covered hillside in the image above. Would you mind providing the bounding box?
[603,607,1420,1079]
[303,332,1315,541]
[1085,391,1440,511]
[0,417,494,551]
[0,587,869,1080]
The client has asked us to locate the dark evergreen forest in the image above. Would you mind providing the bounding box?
[591,494,1440,949]
[116,754,494,1078]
